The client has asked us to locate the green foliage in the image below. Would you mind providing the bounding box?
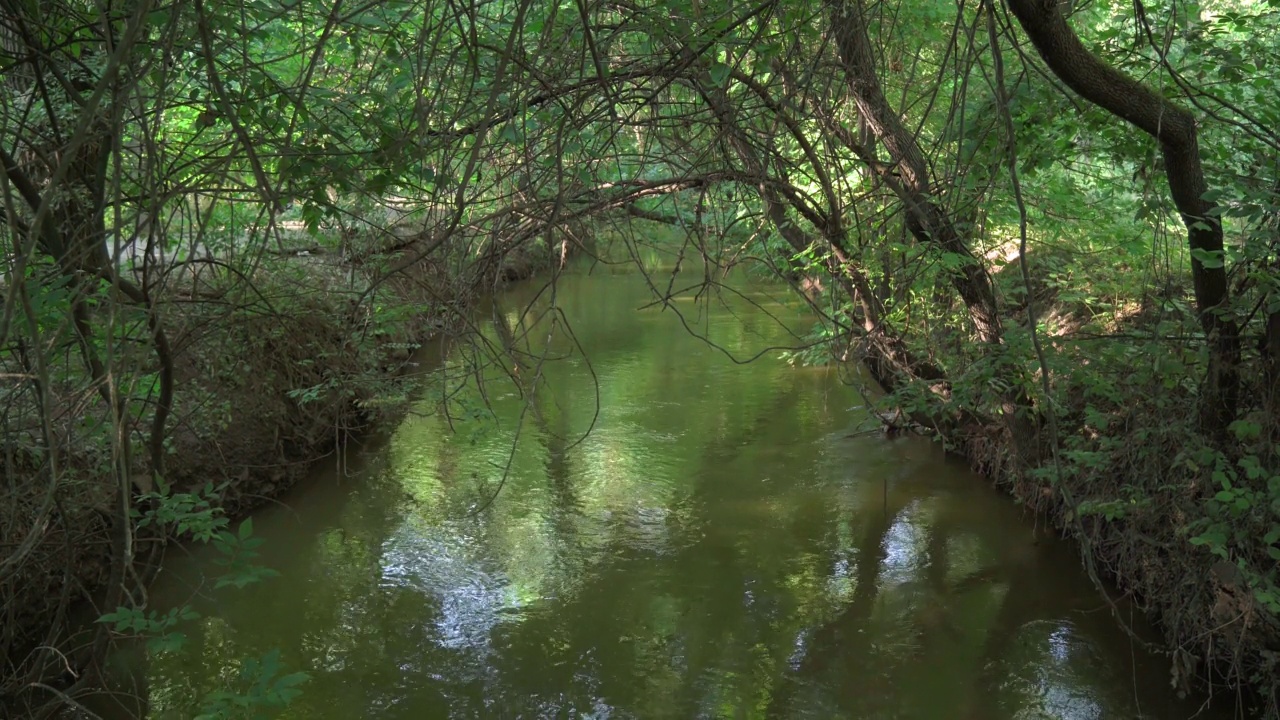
[6,0,1280,713]
[194,650,310,720]
[135,481,228,542]
[778,321,842,367]
[211,518,281,590]
[97,605,200,656]
[1181,443,1280,613]
[97,492,302,715]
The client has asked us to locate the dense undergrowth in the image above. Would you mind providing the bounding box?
[989,263,1280,707]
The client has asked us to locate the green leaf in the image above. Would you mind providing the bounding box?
[708,61,731,87]
[147,632,188,654]
[239,517,254,541]
[1190,247,1225,269]
[97,608,128,625]
[1229,420,1263,441]
[498,124,522,144]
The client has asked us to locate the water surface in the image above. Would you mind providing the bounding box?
[106,263,1217,719]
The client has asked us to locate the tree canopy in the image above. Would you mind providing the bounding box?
[3,0,1280,715]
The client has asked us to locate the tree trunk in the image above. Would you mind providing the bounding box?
[690,51,952,401]
[826,0,1006,347]
[1,3,173,703]
[1004,0,1241,437]
[825,0,1039,459]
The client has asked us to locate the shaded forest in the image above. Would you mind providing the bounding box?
[1,0,1279,716]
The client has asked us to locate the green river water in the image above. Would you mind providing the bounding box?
[101,260,1225,719]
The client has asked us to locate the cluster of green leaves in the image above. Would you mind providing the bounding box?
[1183,435,1280,615]
[135,480,228,541]
[195,649,310,720]
[99,483,306,718]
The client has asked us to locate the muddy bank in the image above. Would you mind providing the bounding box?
[181,236,573,520]
[949,366,1279,717]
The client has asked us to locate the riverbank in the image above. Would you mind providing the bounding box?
[942,271,1280,718]
[8,235,1271,717]
[78,262,1223,720]
[0,229,573,712]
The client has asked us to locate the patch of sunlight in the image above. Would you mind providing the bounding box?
[984,239,1022,268]
[1105,299,1144,333]
[1201,0,1264,22]
[379,524,530,653]
[488,516,564,599]
[825,551,858,605]
[1001,619,1112,720]
[386,418,448,493]
[881,499,931,586]
[784,556,833,619]
[577,426,682,509]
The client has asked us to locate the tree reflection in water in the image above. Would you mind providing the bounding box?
[109,270,1223,720]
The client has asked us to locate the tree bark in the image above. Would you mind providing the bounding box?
[826,0,1006,347]
[1004,0,1241,436]
[825,0,1041,460]
[690,51,951,400]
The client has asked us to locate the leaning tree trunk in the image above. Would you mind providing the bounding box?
[1004,0,1241,438]
[826,0,1006,347]
[688,49,951,401]
[824,0,1039,460]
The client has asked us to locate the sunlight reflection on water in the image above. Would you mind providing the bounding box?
[104,267,1232,720]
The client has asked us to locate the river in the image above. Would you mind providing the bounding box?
[98,258,1221,719]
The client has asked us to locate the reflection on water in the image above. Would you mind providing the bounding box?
[98,264,1225,719]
